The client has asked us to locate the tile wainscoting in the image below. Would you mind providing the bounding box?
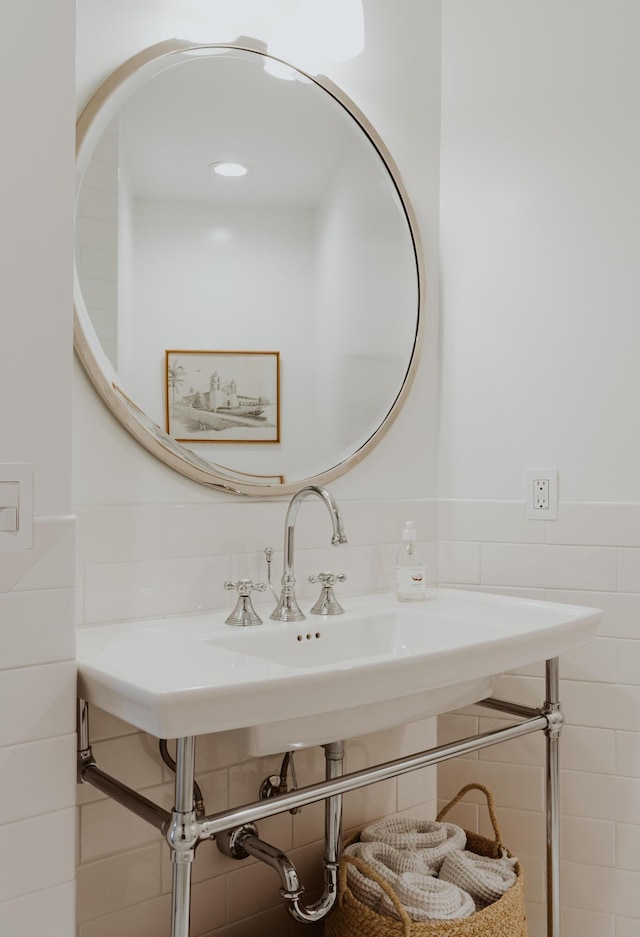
[0,516,77,937]
[437,499,640,937]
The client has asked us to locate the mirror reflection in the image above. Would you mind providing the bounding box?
[74,44,421,490]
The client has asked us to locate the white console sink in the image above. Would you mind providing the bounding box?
[76,588,601,755]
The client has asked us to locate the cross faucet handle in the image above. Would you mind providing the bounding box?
[224,579,267,596]
[308,572,346,587]
[308,572,346,616]
[223,579,267,626]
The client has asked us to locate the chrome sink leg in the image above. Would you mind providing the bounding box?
[544,659,563,937]
[167,737,197,937]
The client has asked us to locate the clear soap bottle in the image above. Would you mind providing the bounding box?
[395,521,426,602]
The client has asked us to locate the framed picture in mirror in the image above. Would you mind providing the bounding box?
[165,350,280,444]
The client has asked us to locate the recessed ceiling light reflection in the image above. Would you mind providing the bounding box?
[208,161,249,177]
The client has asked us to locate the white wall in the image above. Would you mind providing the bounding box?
[439,0,640,503]
[0,1,77,935]
[439,3,640,935]
[73,2,441,935]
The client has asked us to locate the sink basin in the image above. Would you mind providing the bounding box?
[76,588,602,754]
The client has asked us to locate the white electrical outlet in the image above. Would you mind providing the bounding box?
[525,469,558,520]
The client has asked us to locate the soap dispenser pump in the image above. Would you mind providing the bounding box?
[395,521,426,602]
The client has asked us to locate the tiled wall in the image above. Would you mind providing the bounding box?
[437,499,640,937]
[75,496,438,936]
[0,517,77,936]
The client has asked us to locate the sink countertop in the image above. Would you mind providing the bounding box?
[76,588,602,740]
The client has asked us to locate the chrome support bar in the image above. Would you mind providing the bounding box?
[545,658,562,937]
[198,713,548,839]
[168,737,198,937]
[477,696,543,721]
[77,699,171,831]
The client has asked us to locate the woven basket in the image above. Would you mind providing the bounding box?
[325,783,527,937]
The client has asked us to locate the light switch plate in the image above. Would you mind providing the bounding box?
[0,464,33,550]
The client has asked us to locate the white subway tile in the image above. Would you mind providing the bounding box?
[547,502,640,547]
[542,590,640,639]
[0,734,76,824]
[0,589,74,669]
[0,808,75,902]
[0,516,75,593]
[76,505,163,564]
[438,499,545,543]
[616,823,640,872]
[83,555,232,624]
[560,636,617,682]
[0,882,75,937]
[616,639,640,685]
[561,816,615,865]
[76,216,118,252]
[617,732,640,778]
[342,542,396,594]
[189,875,228,935]
[618,548,640,592]
[439,759,544,812]
[562,725,616,775]
[482,542,617,591]
[561,681,640,732]
[438,540,481,583]
[616,917,640,937]
[561,770,640,824]
[562,907,614,937]
[82,158,118,193]
[560,860,640,917]
[162,500,283,559]
[342,498,398,545]
[0,661,75,747]
[77,845,162,924]
[78,892,172,937]
[394,500,438,542]
[78,274,117,310]
[78,246,117,280]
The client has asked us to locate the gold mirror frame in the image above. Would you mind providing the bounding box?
[74,38,425,497]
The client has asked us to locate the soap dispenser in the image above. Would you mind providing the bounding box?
[395,521,426,602]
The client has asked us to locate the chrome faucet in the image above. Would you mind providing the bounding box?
[270,485,347,622]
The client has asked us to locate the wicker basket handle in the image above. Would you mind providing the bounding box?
[339,853,412,937]
[436,783,506,852]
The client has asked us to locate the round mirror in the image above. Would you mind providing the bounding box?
[74,39,424,496]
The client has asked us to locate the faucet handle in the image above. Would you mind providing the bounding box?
[223,579,267,626]
[308,572,346,587]
[308,572,346,616]
[224,578,267,596]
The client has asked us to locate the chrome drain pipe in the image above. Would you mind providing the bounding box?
[217,741,345,923]
[217,823,304,899]
[288,740,344,923]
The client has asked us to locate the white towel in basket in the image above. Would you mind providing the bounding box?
[359,817,466,872]
[344,840,476,922]
[438,848,518,909]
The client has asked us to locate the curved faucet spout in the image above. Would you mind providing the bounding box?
[271,486,347,622]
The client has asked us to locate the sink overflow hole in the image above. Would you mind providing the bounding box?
[296,632,322,641]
